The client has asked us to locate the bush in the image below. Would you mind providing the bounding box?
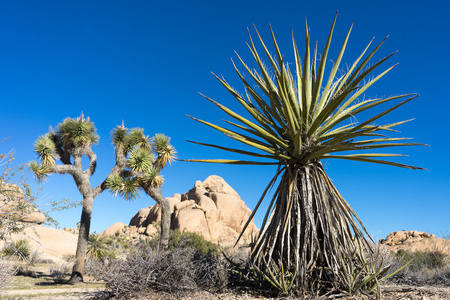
[0,258,16,291]
[28,249,44,266]
[94,244,227,299]
[2,239,31,260]
[396,249,448,271]
[62,253,76,263]
[49,262,70,283]
[387,247,450,285]
[164,229,218,256]
[84,258,105,279]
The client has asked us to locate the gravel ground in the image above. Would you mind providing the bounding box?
[132,285,450,300]
[2,284,449,299]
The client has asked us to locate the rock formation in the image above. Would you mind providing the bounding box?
[380,230,450,254]
[0,224,78,263]
[103,222,127,236]
[126,175,259,245]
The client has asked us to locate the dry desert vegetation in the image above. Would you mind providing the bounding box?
[0,177,449,299]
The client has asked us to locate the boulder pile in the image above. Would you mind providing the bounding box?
[380,230,449,254]
[104,175,259,246]
[380,230,435,246]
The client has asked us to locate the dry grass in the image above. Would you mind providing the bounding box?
[380,237,450,286]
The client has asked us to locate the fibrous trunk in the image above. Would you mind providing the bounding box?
[251,162,371,294]
[145,186,170,250]
[68,195,93,283]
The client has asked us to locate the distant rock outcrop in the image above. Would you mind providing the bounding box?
[103,222,127,236]
[126,175,259,245]
[0,224,78,263]
[380,230,449,254]
[0,182,46,224]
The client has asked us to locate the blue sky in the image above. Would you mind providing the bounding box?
[1,0,448,240]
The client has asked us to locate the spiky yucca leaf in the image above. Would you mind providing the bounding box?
[187,20,425,170]
[128,147,154,173]
[126,128,150,151]
[111,125,128,148]
[57,115,99,149]
[34,135,56,166]
[28,161,50,182]
[151,134,170,153]
[87,234,109,260]
[144,166,164,187]
[105,173,140,201]
[105,173,125,195]
[152,134,177,169]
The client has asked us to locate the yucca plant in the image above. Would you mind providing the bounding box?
[30,114,175,283]
[187,16,425,296]
[87,234,109,260]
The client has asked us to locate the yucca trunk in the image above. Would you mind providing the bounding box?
[252,162,369,293]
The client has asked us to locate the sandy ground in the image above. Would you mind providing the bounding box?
[2,284,449,299]
[1,287,100,299]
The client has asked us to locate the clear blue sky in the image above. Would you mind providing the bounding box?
[1,0,448,240]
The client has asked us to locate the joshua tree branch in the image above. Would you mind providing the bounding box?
[94,146,129,197]
[83,148,97,177]
[50,164,75,175]
[73,155,82,170]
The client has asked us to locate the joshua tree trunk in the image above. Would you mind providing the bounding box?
[252,162,371,293]
[68,194,94,283]
[65,149,124,283]
[144,186,170,250]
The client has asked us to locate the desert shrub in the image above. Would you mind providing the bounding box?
[387,247,450,285]
[62,253,76,263]
[0,258,16,291]
[95,244,227,299]
[396,249,448,271]
[120,240,130,249]
[84,258,105,279]
[49,262,70,283]
[103,236,115,247]
[167,229,218,256]
[2,239,31,260]
[103,249,117,260]
[102,232,131,251]
[28,249,43,266]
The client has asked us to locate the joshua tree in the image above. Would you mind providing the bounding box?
[30,115,175,282]
[105,128,176,250]
[187,17,425,296]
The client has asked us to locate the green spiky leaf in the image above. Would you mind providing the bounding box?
[144,166,164,187]
[128,147,154,173]
[34,135,56,166]
[152,134,177,169]
[57,115,99,149]
[28,161,50,182]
